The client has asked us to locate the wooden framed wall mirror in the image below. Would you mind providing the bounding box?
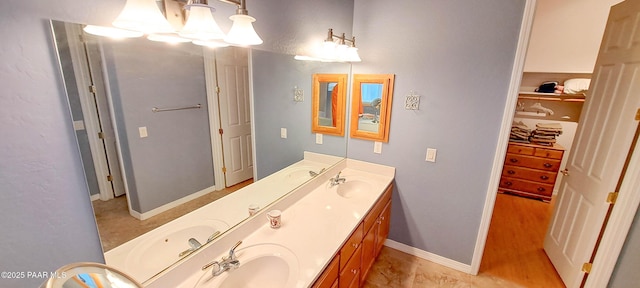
[350,74,395,142]
[312,74,348,136]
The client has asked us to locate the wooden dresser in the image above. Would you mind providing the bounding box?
[499,142,564,202]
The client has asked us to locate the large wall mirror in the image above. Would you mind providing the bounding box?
[51,20,348,283]
[311,74,347,136]
[349,74,395,142]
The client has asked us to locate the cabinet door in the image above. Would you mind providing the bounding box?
[312,256,339,288]
[361,225,376,282]
[375,201,392,256]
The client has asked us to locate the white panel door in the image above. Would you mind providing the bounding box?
[216,47,253,187]
[544,1,640,287]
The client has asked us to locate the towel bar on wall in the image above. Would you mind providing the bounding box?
[152,104,202,112]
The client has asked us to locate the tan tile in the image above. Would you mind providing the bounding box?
[363,247,420,288]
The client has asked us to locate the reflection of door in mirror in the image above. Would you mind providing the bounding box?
[312,74,347,136]
[350,74,395,142]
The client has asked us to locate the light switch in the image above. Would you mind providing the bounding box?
[374,141,382,154]
[139,127,148,138]
[426,148,437,162]
[316,133,323,144]
[280,128,287,139]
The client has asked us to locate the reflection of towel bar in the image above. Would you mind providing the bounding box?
[152,104,201,112]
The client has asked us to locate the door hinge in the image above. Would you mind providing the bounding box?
[89,85,97,93]
[219,128,223,135]
[98,132,105,139]
[222,167,227,173]
[581,262,592,274]
[107,175,113,182]
[607,192,619,204]
[636,108,640,121]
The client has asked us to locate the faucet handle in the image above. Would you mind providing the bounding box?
[227,240,243,260]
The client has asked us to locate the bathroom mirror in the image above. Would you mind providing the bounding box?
[311,74,347,136]
[349,74,395,142]
[50,20,348,284]
[41,262,142,288]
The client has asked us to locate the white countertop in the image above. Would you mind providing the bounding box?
[151,159,395,288]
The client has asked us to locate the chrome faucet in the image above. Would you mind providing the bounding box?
[202,241,243,276]
[309,168,326,177]
[179,238,202,257]
[329,171,346,187]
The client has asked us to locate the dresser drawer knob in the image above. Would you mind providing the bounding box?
[537,187,546,192]
[543,163,553,168]
[351,269,357,274]
[540,175,549,180]
[509,158,518,163]
[351,242,359,248]
[507,170,515,175]
[505,181,513,186]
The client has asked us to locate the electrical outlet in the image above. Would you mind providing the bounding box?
[374,142,382,154]
[426,148,437,162]
[280,128,287,138]
[139,127,148,138]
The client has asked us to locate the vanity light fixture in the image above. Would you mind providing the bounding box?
[87,0,262,46]
[295,28,361,62]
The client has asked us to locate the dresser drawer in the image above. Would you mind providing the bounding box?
[534,148,564,159]
[340,222,363,271]
[507,144,535,155]
[502,165,558,184]
[500,177,554,196]
[505,153,561,171]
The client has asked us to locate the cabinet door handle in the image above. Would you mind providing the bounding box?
[507,170,516,175]
[543,163,553,168]
[509,158,518,163]
[351,269,357,274]
[351,243,359,248]
[537,187,546,192]
[540,175,549,180]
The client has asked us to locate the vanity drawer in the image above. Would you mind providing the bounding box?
[500,177,554,197]
[505,153,561,171]
[364,184,392,233]
[502,165,557,184]
[340,222,364,271]
[312,256,339,288]
[507,144,535,155]
[339,245,362,288]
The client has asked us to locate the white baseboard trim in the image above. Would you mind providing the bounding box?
[384,239,473,274]
[130,186,216,220]
[90,194,100,201]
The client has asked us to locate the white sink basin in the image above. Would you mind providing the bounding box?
[329,179,373,199]
[195,243,299,288]
[125,219,229,278]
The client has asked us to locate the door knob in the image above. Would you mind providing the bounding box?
[561,169,569,176]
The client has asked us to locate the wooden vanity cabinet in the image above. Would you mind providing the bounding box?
[312,183,393,288]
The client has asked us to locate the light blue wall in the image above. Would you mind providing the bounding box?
[350,0,527,264]
[102,38,214,213]
[252,50,350,179]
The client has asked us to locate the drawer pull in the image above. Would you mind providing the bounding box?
[543,163,553,168]
[504,181,513,186]
[507,170,515,175]
[351,243,359,248]
[351,269,357,274]
[540,175,549,180]
[509,158,518,163]
[537,187,546,192]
